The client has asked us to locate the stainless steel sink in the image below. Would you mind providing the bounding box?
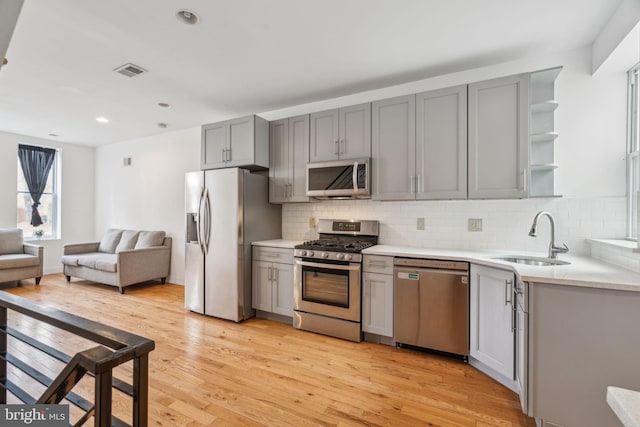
[491,255,571,266]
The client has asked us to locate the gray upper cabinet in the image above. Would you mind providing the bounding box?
[269,115,310,204]
[468,74,529,199]
[415,85,467,200]
[201,114,269,170]
[309,103,371,162]
[372,95,416,200]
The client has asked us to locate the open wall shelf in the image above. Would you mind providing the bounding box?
[529,66,562,197]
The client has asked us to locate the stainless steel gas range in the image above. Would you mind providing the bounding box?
[293,219,379,342]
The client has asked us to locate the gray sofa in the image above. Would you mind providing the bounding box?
[62,228,171,294]
[0,228,44,285]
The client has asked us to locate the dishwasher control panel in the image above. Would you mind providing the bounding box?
[394,257,468,271]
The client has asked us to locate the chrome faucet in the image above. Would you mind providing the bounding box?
[528,211,569,259]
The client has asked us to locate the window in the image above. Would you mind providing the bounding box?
[17,144,60,239]
[628,63,640,240]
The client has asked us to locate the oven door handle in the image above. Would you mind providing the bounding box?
[295,259,361,271]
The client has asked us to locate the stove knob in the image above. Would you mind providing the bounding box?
[337,253,345,260]
[346,254,353,261]
[308,251,314,257]
[300,250,307,257]
[321,252,329,259]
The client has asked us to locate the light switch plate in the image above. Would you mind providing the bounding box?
[309,217,317,228]
[417,217,425,230]
[468,218,483,232]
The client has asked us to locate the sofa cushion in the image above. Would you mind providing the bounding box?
[134,230,166,249]
[115,230,139,253]
[61,255,80,266]
[78,253,117,273]
[0,228,24,255]
[98,229,123,253]
[0,254,38,269]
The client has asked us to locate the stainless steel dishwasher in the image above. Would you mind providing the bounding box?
[394,258,469,357]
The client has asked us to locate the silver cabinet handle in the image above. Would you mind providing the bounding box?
[512,303,516,332]
[221,148,226,162]
[288,183,292,199]
[274,267,279,282]
[523,168,527,192]
[227,148,232,162]
[409,175,415,194]
[283,185,287,198]
[417,175,423,194]
[505,280,513,305]
[268,266,272,280]
[340,139,345,154]
[367,261,388,268]
[334,140,340,155]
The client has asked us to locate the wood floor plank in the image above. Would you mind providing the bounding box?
[2,275,536,426]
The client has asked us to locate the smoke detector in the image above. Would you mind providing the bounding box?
[113,63,147,78]
[176,10,199,25]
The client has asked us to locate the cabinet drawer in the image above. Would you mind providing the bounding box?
[253,246,293,264]
[363,255,394,274]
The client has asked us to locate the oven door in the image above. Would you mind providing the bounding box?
[294,258,361,322]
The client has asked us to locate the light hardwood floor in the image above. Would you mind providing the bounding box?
[3,275,535,426]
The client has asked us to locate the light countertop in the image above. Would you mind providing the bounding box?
[607,386,640,427]
[363,245,640,292]
[252,239,302,249]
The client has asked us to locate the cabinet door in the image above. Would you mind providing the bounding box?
[272,262,294,317]
[470,264,515,380]
[339,103,371,160]
[416,85,467,200]
[252,260,272,312]
[468,74,529,199]
[309,109,339,162]
[289,114,310,202]
[269,119,289,203]
[362,272,394,337]
[371,95,416,200]
[226,115,255,167]
[201,122,227,170]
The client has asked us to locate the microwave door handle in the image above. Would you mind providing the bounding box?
[353,161,358,191]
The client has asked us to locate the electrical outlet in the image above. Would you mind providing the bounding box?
[417,217,425,231]
[309,217,317,228]
[468,218,483,232]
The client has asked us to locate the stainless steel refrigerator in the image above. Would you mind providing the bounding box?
[185,168,281,321]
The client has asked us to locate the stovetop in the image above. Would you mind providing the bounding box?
[295,237,376,253]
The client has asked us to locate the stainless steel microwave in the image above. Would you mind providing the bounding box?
[306,158,370,199]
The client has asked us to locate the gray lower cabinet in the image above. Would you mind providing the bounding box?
[309,103,371,162]
[252,247,294,317]
[362,255,394,337]
[468,74,529,199]
[528,282,640,426]
[372,86,467,201]
[469,264,515,382]
[202,114,269,170]
[269,115,310,203]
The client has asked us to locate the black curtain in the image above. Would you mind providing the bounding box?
[18,144,56,227]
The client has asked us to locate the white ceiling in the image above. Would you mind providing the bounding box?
[0,0,623,146]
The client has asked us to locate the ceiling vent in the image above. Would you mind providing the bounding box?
[113,63,147,78]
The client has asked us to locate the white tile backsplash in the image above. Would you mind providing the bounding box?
[282,196,627,257]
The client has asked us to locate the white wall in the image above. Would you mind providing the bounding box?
[277,46,629,256]
[94,126,200,284]
[0,130,95,274]
[93,47,629,283]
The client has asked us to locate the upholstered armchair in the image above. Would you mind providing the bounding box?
[0,228,44,285]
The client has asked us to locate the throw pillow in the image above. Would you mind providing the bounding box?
[98,228,124,253]
[0,228,24,255]
[134,230,166,249]
[115,230,139,253]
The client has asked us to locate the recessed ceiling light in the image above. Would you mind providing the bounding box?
[96,117,109,123]
[157,123,168,128]
[157,102,170,108]
[176,9,199,25]
[48,133,59,137]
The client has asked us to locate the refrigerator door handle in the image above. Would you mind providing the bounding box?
[196,189,204,254]
[201,186,211,255]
